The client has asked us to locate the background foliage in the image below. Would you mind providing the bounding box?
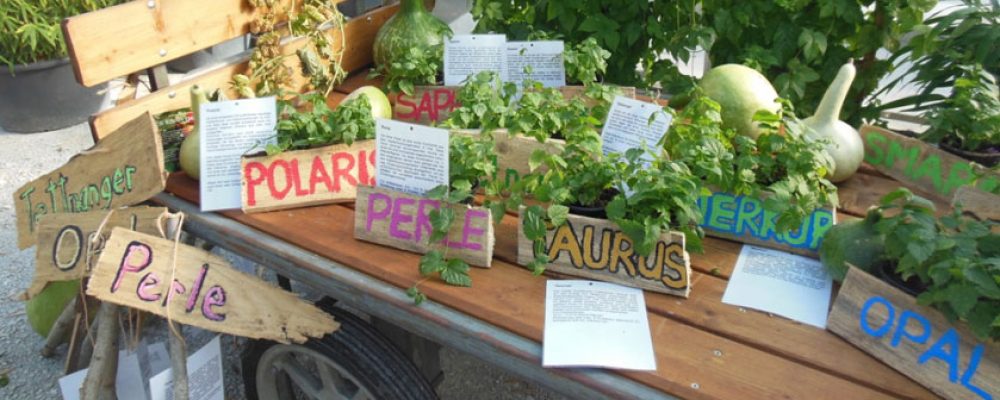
[1,0,123,70]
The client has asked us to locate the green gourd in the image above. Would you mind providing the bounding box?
[803,61,864,182]
[178,85,208,180]
[372,0,450,74]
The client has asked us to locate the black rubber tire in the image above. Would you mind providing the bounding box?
[242,302,438,400]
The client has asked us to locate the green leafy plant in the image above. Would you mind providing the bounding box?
[837,188,1000,341]
[471,0,934,124]
[369,44,444,96]
[0,0,124,71]
[918,65,1000,153]
[265,92,375,155]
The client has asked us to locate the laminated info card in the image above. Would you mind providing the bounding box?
[722,245,833,329]
[375,118,449,196]
[601,96,672,159]
[199,97,277,211]
[444,34,507,85]
[507,41,565,87]
[543,280,656,370]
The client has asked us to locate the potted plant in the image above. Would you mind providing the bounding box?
[821,187,1000,341]
[0,0,122,133]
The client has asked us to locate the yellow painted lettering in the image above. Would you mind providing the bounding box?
[582,225,611,270]
[547,224,583,268]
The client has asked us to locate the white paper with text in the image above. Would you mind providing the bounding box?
[601,96,671,159]
[199,97,276,211]
[444,34,507,85]
[150,335,224,400]
[722,245,833,328]
[507,41,565,88]
[375,119,449,196]
[60,341,169,400]
[543,280,656,370]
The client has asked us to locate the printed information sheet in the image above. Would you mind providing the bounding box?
[444,34,507,85]
[601,96,672,159]
[543,280,656,370]
[60,340,169,400]
[150,335,225,400]
[199,97,276,211]
[507,41,565,87]
[375,118,449,196]
[722,245,833,328]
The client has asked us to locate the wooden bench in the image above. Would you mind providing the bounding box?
[63,1,941,398]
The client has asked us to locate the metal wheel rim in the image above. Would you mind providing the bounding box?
[255,343,375,400]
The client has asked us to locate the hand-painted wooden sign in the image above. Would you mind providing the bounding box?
[354,185,495,267]
[451,128,565,186]
[952,187,1000,222]
[241,140,376,213]
[698,191,836,258]
[13,113,166,249]
[861,125,999,203]
[87,227,339,343]
[516,208,691,297]
[828,267,999,400]
[24,207,168,300]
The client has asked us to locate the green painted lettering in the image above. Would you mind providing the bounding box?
[886,141,919,171]
[735,196,763,238]
[864,130,886,165]
[112,168,126,194]
[125,165,137,191]
[942,162,974,195]
[913,154,944,193]
[809,210,835,250]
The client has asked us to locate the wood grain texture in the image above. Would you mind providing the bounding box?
[87,228,339,343]
[25,207,168,300]
[354,185,494,267]
[516,207,691,298]
[162,174,923,399]
[952,186,1000,222]
[860,125,1000,203]
[241,140,376,213]
[86,4,395,141]
[13,113,165,249]
[828,267,999,400]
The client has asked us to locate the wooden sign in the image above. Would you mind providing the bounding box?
[698,190,836,258]
[517,208,691,297]
[87,228,339,344]
[13,113,166,249]
[451,128,565,185]
[393,86,638,125]
[354,185,495,267]
[241,140,376,213]
[24,207,168,300]
[953,186,1000,222]
[861,125,1000,203]
[828,267,999,400]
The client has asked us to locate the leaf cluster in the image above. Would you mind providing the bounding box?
[369,44,444,96]
[919,65,1000,152]
[871,188,1000,341]
[1,0,124,71]
[266,93,375,155]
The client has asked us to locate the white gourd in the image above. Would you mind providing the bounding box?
[803,61,864,183]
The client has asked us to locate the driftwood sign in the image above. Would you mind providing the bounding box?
[861,125,1000,203]
[87,228,339,343]
[241,140,376,213]
[517,208,691,297]
[13,112,166,249]
[354,185,495,267]
[952,187,1000,222]
[24,206,168,300]
[698,191,836,258]
[828,268,999,400]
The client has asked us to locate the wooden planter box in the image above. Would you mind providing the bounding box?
[515,207,691,298]
[392,85,638,125]
[698,190,836,258]
[828,267,999,399]
[860,125,999,203]
[240,140,376,213]
[354,185,495,268]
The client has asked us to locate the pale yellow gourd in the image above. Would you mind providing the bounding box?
[178,85,208,180]
[803,61,864,182]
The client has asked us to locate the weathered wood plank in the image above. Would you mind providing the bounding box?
[516,207,691,297]
[828,267,999,400]
[952,186,999,222]
[24,207,168,300]
[87,4,396,141]
[241,140,376,213]
[13,113,165,249]
[354,185,495,267]
[87,228,339,343]
[860,125,999,203]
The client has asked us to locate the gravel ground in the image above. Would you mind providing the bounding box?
[0,122,568,400]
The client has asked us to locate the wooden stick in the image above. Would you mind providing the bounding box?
[64,312,87,374]
[41,296,79,357]
[165,214,189,400]
[80,302,119,400]
[76,316,100,371]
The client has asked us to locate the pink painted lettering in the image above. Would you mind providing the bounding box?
[201,286,226,321]
[366,192,392,231]
[111,241,153,292]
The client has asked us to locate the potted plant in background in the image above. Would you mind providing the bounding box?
[0,0,122,133]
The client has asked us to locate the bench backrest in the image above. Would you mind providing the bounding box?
[62,0,397,141]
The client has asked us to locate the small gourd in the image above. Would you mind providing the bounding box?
[179,85,208,180]
[803,61,864,182]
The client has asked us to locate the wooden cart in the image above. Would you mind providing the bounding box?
[63,1,946,398]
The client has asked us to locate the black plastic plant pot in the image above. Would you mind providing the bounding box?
[0,58,107,133]
[568,203,607,219]
[939,142,1000,168]
[873,262,928,297]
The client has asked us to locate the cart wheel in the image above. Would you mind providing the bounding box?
[243,304,438,400]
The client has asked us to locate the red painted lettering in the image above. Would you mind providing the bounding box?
[289,159,309,197]
[331,152,358,192]
[243,161,267,206]
[417,91,435,121]
[309,156,333,193]
[267,160,293,200]
[395,93,418,120]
